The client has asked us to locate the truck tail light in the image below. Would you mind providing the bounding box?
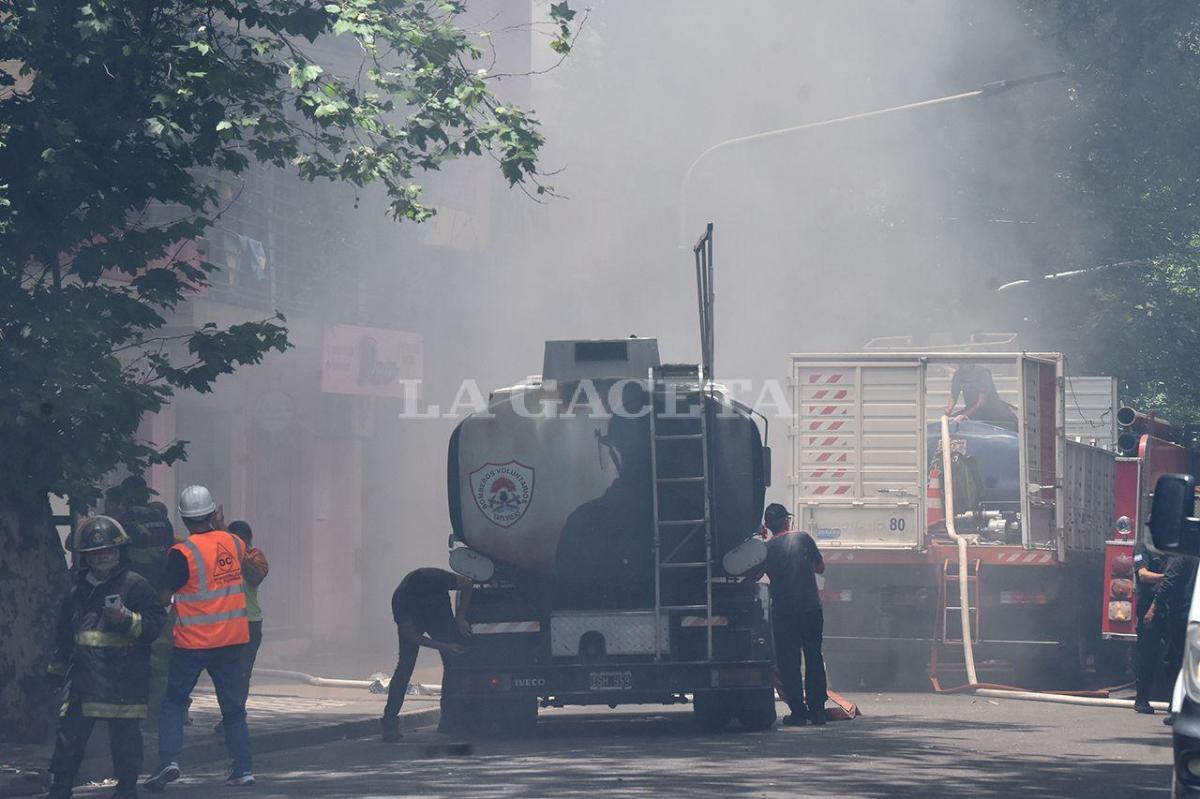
[464,673,509,692]
[1107,601,1132,622]
[1111,554,1134,578]
[1109,578,1133,600]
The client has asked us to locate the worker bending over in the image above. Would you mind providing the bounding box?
[381,568,473,742]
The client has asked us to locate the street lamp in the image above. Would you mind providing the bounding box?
[676,71,1065,246]
[995,258,1161,293]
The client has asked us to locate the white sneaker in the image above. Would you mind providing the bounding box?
[225,772,256,787]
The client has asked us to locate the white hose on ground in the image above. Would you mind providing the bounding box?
[255,668,375,689]
[939,416,1160,711]
[255,668,443,694]
[975,688,1169,710]
[940,416,978,686]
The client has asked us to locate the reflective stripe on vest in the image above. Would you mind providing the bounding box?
[171,530,250,649]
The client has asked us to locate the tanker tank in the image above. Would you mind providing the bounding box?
[447,338,766,610]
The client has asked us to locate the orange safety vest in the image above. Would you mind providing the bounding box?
[171,530,250,649]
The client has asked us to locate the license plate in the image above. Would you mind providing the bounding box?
[588,670,633,691]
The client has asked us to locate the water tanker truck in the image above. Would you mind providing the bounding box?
[442,337,775,733]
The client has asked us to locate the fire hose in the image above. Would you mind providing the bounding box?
[932,416,1169,711]
[255,668,441,695]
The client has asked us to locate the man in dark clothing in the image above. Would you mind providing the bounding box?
[46,516,167,799]
[1148,554,1198,693]
[105,477,175,584]
[106,480,177,727]
[759,503,827,726]
[213,521,268,737]
[945,362,1018,429]
[381,568,473,742]
[1133,541,1166,713]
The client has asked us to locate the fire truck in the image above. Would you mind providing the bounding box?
[1098,408,1200,674]
[787,348,1149,687]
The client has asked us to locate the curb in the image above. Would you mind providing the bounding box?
[65,710,441,782]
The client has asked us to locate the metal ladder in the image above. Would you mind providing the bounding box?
[940,558,981,644]
[650,363,715,661]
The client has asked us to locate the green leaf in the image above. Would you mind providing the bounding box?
[549,2,576,22]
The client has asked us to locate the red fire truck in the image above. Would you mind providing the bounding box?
[785,349,1184,687]
[1098,408,1200,675]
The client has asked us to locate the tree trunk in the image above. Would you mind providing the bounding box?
[0,496,70,743]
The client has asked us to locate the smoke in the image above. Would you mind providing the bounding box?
[354,0,1075,631]
[171,1,1087,656]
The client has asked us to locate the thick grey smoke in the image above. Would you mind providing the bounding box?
[357,0,1073,631]
[178,1,1082,647]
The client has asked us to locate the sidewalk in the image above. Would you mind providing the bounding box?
[0,663,443,796]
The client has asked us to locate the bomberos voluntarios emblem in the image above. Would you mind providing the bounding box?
[469,461,534,528]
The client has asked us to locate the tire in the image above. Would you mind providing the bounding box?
[438,701,471,736]
[693,691,733,733]
[734,689,777,731]
[496,695,538,736]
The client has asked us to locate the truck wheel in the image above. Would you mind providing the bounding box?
[692,691,733,733]
[734,689,777,731]
[497,696,538,736]
[439,697,472,736]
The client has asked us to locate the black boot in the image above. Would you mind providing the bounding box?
[381,716,402,742]
[46,776,74,799]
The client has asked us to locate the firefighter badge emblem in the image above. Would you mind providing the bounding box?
[470,461,534,528]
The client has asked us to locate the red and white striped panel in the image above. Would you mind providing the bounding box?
[819,549,932,565]
[803,433,855,448]
[799,371,856,498]
[680,616,729,627]
[805,372,849,387]
[996,551,1056,565]
[805,483,854,497]
[470,621,541,634]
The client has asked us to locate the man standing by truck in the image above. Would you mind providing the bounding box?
[1133,541,1166,714]
[381,568,474,742]
[760,503,828,726]
[1147,552,1198,724]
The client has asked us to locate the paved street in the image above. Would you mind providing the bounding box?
[74,691,1173,798]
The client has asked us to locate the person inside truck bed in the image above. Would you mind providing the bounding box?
[756,503,828,726]
[945,362,1018,429]
[381,568,473,742]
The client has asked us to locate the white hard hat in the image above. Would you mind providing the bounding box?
[178,485,217,519]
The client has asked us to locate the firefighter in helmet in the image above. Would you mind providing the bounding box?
[46,516,167,798]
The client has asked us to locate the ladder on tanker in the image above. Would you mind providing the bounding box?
[939,558,982,644]
[649,363,715,661]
